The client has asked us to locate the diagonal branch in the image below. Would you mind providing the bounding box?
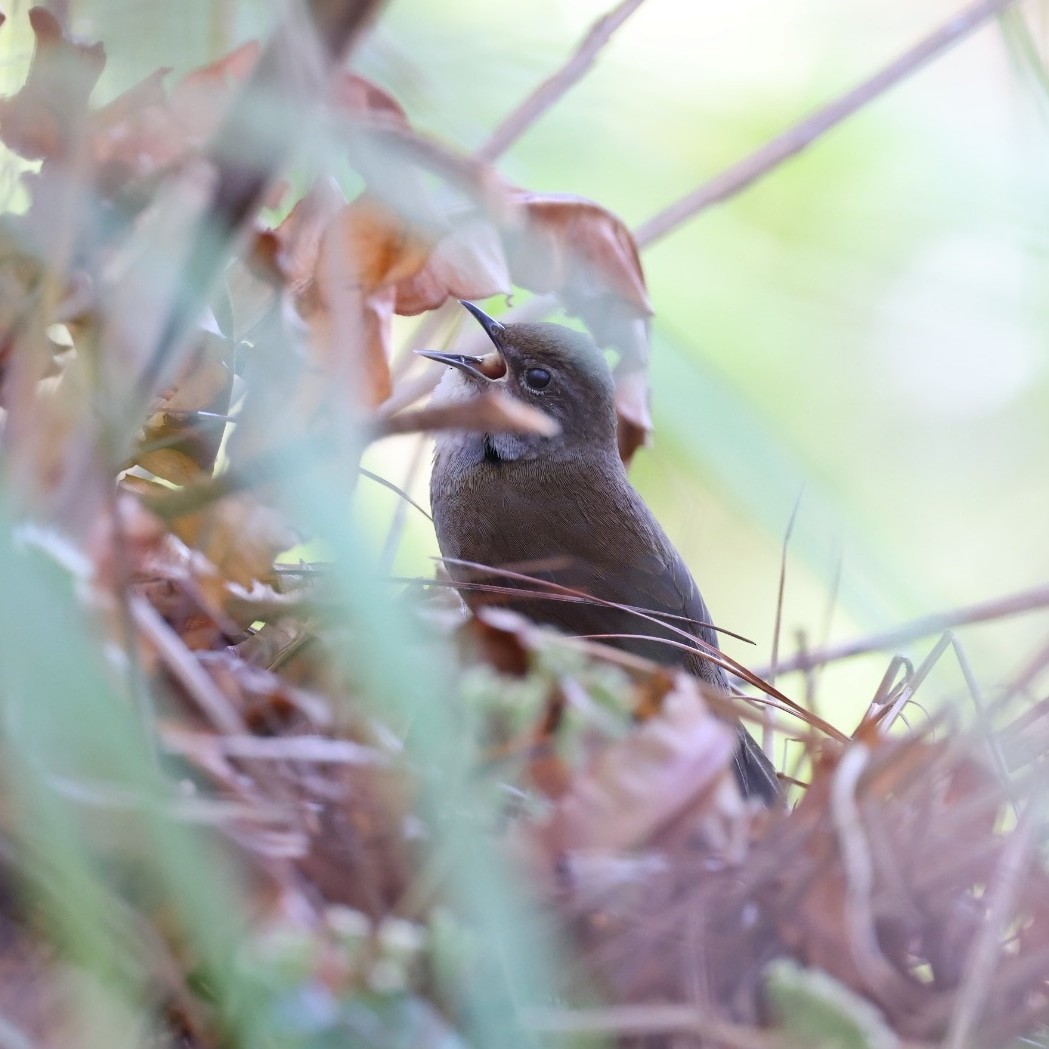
[635,0,1021,248]
[477,0,646,162]
[760,582,1049,678]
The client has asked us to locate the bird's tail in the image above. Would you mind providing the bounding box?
[733,723,782,805]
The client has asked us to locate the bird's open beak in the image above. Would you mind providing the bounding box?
[458,300,506,350]
[415,301,509,382]
[415,349,503,383]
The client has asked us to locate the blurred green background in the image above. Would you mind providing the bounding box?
[358,0,1049,724]
[7,0,1048,725]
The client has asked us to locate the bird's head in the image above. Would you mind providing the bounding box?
[420,301,618,464]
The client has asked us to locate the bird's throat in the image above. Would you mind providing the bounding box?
[482,434,504,464]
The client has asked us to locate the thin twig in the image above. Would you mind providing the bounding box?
[634,0,1022,247]
[162,731,389,765]
[477,0,647,162]
[387,0,1024,376]
[762,582,1049,678]
[950,635,1018,814]
[373,392,558,439]
[996,634,1049,711]
[436,556,847,740]
[807,541,844,707]
[359,466,432,522]
[768,488,803,687]
[130,594,246,737]
[872,631,953,734]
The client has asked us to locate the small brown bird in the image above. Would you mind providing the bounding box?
[422,301,779,803]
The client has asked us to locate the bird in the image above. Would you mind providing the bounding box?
[420,300,780,804]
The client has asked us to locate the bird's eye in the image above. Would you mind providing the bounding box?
[524,367,551,391]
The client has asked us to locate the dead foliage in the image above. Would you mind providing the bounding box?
[0,6,1046,1049]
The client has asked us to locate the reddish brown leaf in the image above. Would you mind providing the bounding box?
[505,191,654,459]
[169,40,261,145]
[272,177,348,293]
[171,492,299,591]
[458,609,533,677]
[394,212,511,316]
[88,69,183,192]
[300,195,432,408]
[613,362,653,462]
[319,195,430,294]
[328,71,409,128]
[137,331,234,482]
[305,282,396,409]
[526,673,736,857]
[508,192,649,309]
[0,7,106,160]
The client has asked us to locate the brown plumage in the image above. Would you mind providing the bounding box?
[423,302,780,803]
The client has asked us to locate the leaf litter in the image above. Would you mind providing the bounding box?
[0,8,1045,1049]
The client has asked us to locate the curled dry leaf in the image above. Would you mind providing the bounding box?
[168,40,262,146]
[0,8,106,160]
[225,177,349,351]
[87,41,259,203]
[136,330,234,483]
[269,176,348,294]
[507,192,650,318]
[299,194,430,408]
[328,70,410,129]
[525,672,736,859]
[394,211,511,316]
[88,69,180,194]
[505,191,653,458]
[298,194,510,409]
[319,194,431,295]
[613,362,654,464]
[171,491,299,591]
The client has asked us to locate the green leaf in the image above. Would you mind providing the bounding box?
[765,960,897,1049]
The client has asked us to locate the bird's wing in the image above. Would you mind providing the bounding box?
[449,463,722,676]
[443,464,782,803]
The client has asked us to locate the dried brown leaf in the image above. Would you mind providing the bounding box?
[137,330,233,482]
[88,69,181,192]
[0,8,105,160]
[394,212,511,316]
[328,70,410,128]
[505,191,653,458]
[458,609,533,677]
[296,194,433,408]
[196,650,331,734]
[508,192,650,315]
[319,195,430,294]
[613,363,653,463]
[172,493,298,590]
[527,674,736,857]
[168,40,261,146]
[272,177,348,293]
[305,282,395,409]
